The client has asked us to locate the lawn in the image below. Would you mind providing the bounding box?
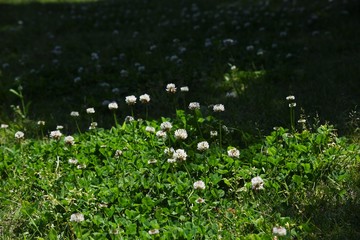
[0,0,359,239]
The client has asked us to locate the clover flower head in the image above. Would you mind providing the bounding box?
[251,176,264,190]
[89,122,98,130]
[272,226,287,236]
[289,103,296,108]
[286,95,295,101]
[50,130,62,140]
[15,131,24,139]
[227,147,240,158]
[70,213,85,223]
[197,141,209,151]
[125,95,137,105]
[213,104,225,112]
[114,150,123,158]
[148,229,160,235]
[145,126,155,133]
[193,180,206,190]
[174,129,188,140]
[160,121,172,131]
[108,102,118,110]
[210,131,218,137]
[188,102,200,110]
[1,124,9,129]
[173,149,187,161]
[195,197,205,204]
[86,108,95,114]
[180,86,189,92]
[56,125,64,130]
[139,94,150,103]
[164,147,175,155]
[166,83,177,93]
[156,130,167,139]
[125,116,134,122]
[68,158,78,164]
[64,136,75,145]
[70,111,79,117]
[167,158,176,163]
[37,121,45,126]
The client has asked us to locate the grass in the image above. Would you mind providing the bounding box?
[0,0,360,239]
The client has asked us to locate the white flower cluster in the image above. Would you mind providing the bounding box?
[108,102,118,110]
[227,148,240,158]
[15,131,25,139]
[166,83,177,93]
[272,226,287,236]
[70,213,85,222]
[160,121,172,131]
[188,102,200,110]
[145,126,155,133]
[197,141,209,151]
[50,130,62,140]
[64,136,75,145]
[251,176,264,190]
[86,108,95,114]
[174,129,188,140]
[173,149,187,161]
[125,95,137,105]
[193,180,206,190]
[139,94,150,103]
[213,104,225,112]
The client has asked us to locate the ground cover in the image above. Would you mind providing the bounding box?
[0,0,360,239]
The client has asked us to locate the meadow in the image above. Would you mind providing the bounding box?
[0,0,359,239]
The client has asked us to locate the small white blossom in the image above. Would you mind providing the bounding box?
[114,150,123,158]
[289,103,297,108]
[139,94,150,103]
[125,95,137,105]
[89,122,98,130]
[70,111,79,117]
[197,141,209,151]
[50,130,62,140]
[68,158,78,164]
[124,116,134,122]
[298,119,306,123]
[180,86,189,92]
[56,125,64,130]
[160,122,172,131]
[272,226,287,236]
[148,159,157,164]
[108,102,118,110]
[148,229,159,235]
[213,104,225,112]
[227,148,240,158]
[210,131,218,137]
[86,108,95,114]
[193,180,206,190]
[188,102,200,110]
[15,131,24,139]
[167,158,176,163]
[251,176,264,190]
[286,95,295,101]
[70,213,84,222]
[164,147,175,155]
[77,164,86,169]
[145,126,155,133]
[174,129,188,140]
[173,149,187,161]
[195,198,205,204]
[156,130,167,139]
[37,121,45,126]
[64,136,75,145]
[166,83,176,93]
[1,124,9,129]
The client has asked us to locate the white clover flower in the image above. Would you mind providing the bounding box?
[188,102,200,110]
[160,121,172,131]
[164,147,175,155]
[77,164,86,169]
[167,158,176,163]
[86,108,95,114]
[174,129,188,140]
[195,197,205,204]
[145,126,155,133]
[298,119,306,123]
[286,95,295,101]
[50,130,62,140]
[68,158,78,164]
[1,124,9,129]
[56,125,64,130]
[148,229,159,235]
[213,104,225,112]
[70,111,79,117]
[180,86,189,92]
[108,102,118,110]
[173,149,187,161]
[197,141,209,151]
[89,122,98,130]
[251,176,264,190]
[114,150,123,158]
[210,131,218,137]
[227,148,240,158]
[37,121,45,126]
[148,159,157,164]
[193,180,206,190]
[289,103,297,108]
[64,136,75,145]
[272,226,287,236]
[166,83,177,93]
[125,95,137,105]
[15,131,24,139]
[156,130,167,139]
[124,116,134,122]
[139,94,150,103]
[70,213,84,222]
